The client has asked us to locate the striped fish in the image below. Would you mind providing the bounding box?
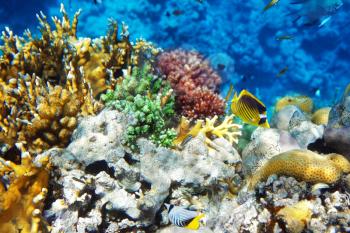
[165,204,204,230]
[231,89,269,128]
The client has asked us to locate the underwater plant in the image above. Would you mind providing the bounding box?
[102,64,176,150]
[157,49,225,120]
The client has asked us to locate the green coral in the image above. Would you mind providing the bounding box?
[101,64,176,150]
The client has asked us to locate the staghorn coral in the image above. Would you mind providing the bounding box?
[174,114,242,149]
[248,149,350,189]
[0,66,101,155]
[0,144,50,233]
[101,64,176,151]
[157,49,225,119]
[311,107,331,125]
[275,95,314,113]
[0,4,132,96]
[0,4,158,156]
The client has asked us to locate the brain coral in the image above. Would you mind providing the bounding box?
[157,49,225,119]
[248,149,350,189]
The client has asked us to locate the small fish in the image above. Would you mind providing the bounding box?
[231,90,269,128]
[290,0,343,27]
[196,0,204,3]
[314,88,321,97]
[173,10,184,16]
[263,0,280,12]
[311,183,329,195]
[93,0,102,4]
[276,66,289,77]
[276,35,295,41]
[224,84,234,103]
[217,63,226,71]
[165,204,205,230]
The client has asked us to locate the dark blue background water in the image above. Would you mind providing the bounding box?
[1,0,349,109]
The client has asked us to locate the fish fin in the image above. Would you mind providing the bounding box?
[224,84,234,102]
[240,90,267,113]
[185,213,205,230]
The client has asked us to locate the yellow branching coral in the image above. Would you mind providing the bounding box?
[174,115,242,148]
[248,149,350,189]
[0,4,158,156]
[0,67,102,155]
[0,144,50,233]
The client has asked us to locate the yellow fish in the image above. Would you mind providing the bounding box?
[231,90,269,128]
[165,204,205,230]
[263,0,280,12]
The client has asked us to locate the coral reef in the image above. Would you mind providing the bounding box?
[0,5,160,156]
[101,64,176,150]
[212,175,350,232]
[43,109,242,232]
[248,149,350,189]
[157,49,225,119]
[271,105,324,148]
[325,86,350,159]
[0,145,50,233]
[0,5,134,155]
[242,127,300,176]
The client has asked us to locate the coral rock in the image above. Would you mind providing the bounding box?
[325,87,350,159]
[242,128,300,176]
[248,149,350,189]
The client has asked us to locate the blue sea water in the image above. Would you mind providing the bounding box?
[1,0,349,110]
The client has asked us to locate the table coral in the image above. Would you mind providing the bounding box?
[0,145,50,233]
[157,49,225,119]
[248,149,350,189]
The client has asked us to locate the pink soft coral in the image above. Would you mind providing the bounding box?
[157,49,224,119]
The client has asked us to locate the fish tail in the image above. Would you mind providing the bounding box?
[185,213,205,230]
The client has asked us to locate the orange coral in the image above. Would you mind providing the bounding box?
[0,144,50,233]
[0,4,153,156]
